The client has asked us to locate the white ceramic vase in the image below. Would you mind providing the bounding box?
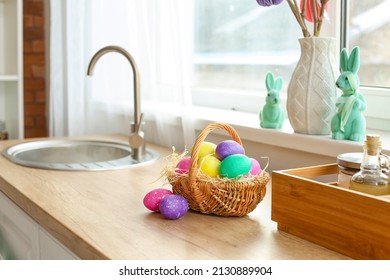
[287,37,339,135]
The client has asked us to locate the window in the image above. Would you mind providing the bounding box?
[192,0,298,112]
[192,0,337,112]
[193,0,301,92]
[346,0,390,131]
[192,0,390,131]
[348,0,390,88]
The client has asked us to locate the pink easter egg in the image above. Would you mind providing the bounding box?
[175,156,191,174]
[143,188,173,212]
[249,158,262,176]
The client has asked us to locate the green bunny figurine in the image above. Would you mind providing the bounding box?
[331,47,366,142]
[260,72,285,129]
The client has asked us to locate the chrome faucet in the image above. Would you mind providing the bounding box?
[87,45,145,161]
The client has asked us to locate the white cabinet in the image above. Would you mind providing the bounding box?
[0,0,23,139]
[0,191,79,260]
[38,227,79,260]
[0,189,39,259]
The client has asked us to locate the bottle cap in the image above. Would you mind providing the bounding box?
[337,152,363,170]
[365,134,381,156]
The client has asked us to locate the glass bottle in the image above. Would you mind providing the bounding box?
[350,134,389,195]
[337,152,362,188]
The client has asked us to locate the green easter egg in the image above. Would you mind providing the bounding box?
[220,154,252,179]
[199,155,221,178]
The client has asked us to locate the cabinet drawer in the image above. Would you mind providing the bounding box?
[0,191,39,259]
[39,227,79,260]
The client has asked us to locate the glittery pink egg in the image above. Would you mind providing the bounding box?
[159,194,189,220]
[249,158,262,176]
[143,188,173,212]
[175,156,191,174]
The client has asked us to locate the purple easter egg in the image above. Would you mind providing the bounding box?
[143,188,173,212]
[249,158,262,176]
[216,140,245,160]
[175,156,191,174]
[159,194,189,220]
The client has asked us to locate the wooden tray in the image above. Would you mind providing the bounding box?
[272,163,390,259]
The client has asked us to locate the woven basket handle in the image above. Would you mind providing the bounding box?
[189,122,243,185]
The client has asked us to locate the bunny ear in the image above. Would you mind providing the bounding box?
[348,47,360,74]
[340,48,349,72]
[265,72,274,91]
[274,77,283,92]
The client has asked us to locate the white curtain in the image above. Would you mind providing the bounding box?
[49,0,195,150]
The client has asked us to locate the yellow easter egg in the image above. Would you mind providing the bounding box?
[199,155,221,178]
[192,141,217,164]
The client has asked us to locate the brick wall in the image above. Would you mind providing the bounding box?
[23,0,47,138]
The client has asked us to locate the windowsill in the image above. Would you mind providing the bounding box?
[191,106,390,158]
[106,100,390,159]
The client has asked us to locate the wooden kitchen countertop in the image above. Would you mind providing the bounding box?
[0,135,349,260]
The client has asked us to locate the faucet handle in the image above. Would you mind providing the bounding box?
[129,133,144,149]
[129,113,144,149]
[134,113,143,133]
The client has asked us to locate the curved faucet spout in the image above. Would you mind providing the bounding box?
[87,45,144,160]
[87,46,141,126]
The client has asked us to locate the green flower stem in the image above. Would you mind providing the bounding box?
[300,0,307,23]
[314,0,330,36]
[312,0,318,36]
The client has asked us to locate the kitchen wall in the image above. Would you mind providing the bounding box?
[23,0,48,138]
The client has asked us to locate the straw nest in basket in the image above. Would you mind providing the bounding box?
[163,122,270,217]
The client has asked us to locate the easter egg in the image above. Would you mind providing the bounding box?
[176,156,191,174]
[143,188,173,212]
[199,155,221,178]
[159,194,189,220]
[220,154,252,179]
[249,158,262,176]
[194,141,217,163]
[216,140,245,160]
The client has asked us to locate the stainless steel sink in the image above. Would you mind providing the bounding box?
[2,140,159,171]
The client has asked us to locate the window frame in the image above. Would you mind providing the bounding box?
[190,0,390,132]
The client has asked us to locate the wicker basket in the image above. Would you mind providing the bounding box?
[167,122,270,217]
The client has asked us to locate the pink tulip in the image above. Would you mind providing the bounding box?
[300,0,328,23]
